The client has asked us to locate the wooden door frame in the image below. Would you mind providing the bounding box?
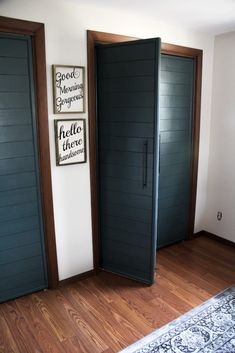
[87,30,202,271]
[0,16,59,288]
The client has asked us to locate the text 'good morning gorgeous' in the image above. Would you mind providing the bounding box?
[55,67,83,112]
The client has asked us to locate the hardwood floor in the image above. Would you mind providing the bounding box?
[0,235,235,353]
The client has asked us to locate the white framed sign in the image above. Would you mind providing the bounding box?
[54,119,86,166]
[52,65,85,114]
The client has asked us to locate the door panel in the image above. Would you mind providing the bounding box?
[157,54,194,248]
[0,34,48,302]
[97,38,160,284]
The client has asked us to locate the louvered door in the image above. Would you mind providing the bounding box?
[0,33,48,302]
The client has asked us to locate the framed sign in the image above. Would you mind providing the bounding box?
[54,119,86,166]
[52,65,85,114]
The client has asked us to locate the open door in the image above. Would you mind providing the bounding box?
[96,38,160,284]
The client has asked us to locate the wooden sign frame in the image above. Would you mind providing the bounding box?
[54,119,86,166]
[52,65,85,114]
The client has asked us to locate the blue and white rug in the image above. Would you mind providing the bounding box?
[119,286,235,353]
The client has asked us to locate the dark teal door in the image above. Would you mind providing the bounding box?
[0,34,48,302]
[97,38,160,284]
[157,54,194,248]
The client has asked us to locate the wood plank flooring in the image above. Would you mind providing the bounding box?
[0,235,235,353]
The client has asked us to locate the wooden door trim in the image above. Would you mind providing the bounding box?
[87,30,202,270]
[0,16,59,289]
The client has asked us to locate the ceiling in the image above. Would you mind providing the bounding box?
[73,0,235,35]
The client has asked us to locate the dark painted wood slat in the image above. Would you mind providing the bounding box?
[0,156,35,175]
[0,171,36,192]
[102,227,150,249]
[160,152,190,167]
[101,215,152,237]
[99,91,154,108]
[158,204,188,221]
[102,203,152,223]
[100,263,150,283]
[99,60,155,79]
[0,92,30,109]
[0,109,31,126]
[160,83,191,96]
[101,189,152,210]
[160,163,189,177]
[99,122,154,138]
[159,188,189,202]
[160,164,190,176]
[0,38,28,58]
[100,136,153,153]
[102,240,151,269]
[0,242,42,265]
[158,183,190,199]
[0,125,32,143]
[160,141,189,155]
[98,107,154,123]
[160,119,190,132]
[0,187,37,208]
[159,173,189,188]
[101,242,150,274]
[158,221,188,238]
[0,57,28,75]
[160,107,191,120]
[161,57,193,73]
[158,216,188,233]
[0,215,39,238]
[0,267,45,293]
[160,95,192,108]
[100,163,152,183]
[0,281,46,302]
[157,232,187,248]
[0,256,43,279]
[0,141,33,159]
[0,201,38,223]
[160,131,189,144]
[158,195,189,210]
[1,272,44,297]
[97,42,155,63]
[100,177,152,196]
[101,76,154,93]
[158,224,188,243]
[0,75,29,92]
[0,229,41,251]
[98,41,155,62]
[100,150,153,168]
[160,71,192,84]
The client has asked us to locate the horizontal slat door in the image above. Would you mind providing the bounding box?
[97,38,160,284]
[0,34,48,302]
[157,54,194,248]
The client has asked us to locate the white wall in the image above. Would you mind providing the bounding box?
[205,31,235,242]
[0,0,214,279]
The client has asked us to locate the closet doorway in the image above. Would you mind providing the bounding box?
[87,30,202,283]
[157,54,195,248]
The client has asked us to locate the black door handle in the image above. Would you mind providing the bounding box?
[143,140,148,188]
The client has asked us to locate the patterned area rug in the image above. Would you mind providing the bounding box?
[119,286,235,353]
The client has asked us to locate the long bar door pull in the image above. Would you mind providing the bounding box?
[143,140,148,188]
